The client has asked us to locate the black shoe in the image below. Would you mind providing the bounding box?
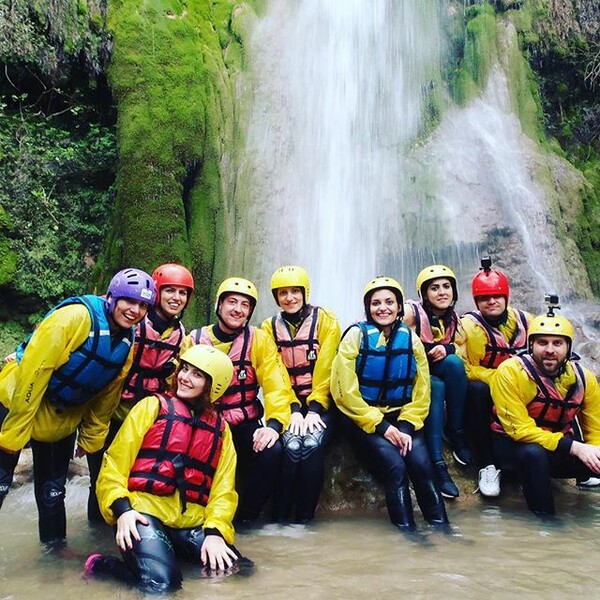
[434,461,459,499]
[447,429,473,467]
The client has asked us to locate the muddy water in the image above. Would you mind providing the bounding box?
[1,475,599,599]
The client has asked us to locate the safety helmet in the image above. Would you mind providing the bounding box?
[214,277,258,318]
[472,269,510,303]
[527,314,575,353]
[416,265,458,305]
[178,345,234,403]
[270,265,311,304]
[363,276,405,320]
[106,268,156,314]
[152,263,195,307]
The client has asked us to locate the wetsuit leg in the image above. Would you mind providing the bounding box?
[434,354,468,438]
[86,419,121,523]
[30,433,76,545]
[424,375,445,463]
[339,414,415,528]
[91,514,181,592]
[0,403,20,509]
[273,429,302,523]
[493,436,554,514]
[230,421,283,522]
[465,380,495,467]
[0,449,20,509]
[294,410,334,523]
[405,432,449,524]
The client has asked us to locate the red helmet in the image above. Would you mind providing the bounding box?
[152,263,195,307]
[471,269,509,302]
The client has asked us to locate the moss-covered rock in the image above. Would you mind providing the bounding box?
[98,0,255,326]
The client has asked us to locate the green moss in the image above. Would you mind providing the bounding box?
[99,0,255,324]
[451,4,498,105]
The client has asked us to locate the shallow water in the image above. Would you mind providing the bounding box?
[1,476,600,599]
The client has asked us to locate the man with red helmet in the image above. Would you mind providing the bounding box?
[0,268,155,547]
[460,258,532,497]
[87,263,194,523]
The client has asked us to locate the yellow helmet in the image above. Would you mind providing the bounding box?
[528,314,575,346]
[363,276,404,319]
[270,265,310,304]
[416,264,458,304]
[179,345,234,402]
[214,277,258,316]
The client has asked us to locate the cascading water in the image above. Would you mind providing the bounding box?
[227,1,594,329]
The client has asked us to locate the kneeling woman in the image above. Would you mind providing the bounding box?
[331,277,448,529]
[85,345,252,592]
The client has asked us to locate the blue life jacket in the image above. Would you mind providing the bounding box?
[16,295,134,407]
[355,321,416,407]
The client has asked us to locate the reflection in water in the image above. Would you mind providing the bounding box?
[1,478,600,598]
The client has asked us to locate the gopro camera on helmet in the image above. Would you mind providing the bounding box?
[480,256,492,272]
[544,294,560,317]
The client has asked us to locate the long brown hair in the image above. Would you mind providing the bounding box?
[171,361,215,413]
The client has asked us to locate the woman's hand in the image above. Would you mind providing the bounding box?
[200,535,238,571]
[288,412,305,436]
[115,510,149,552]
[383,425,413,456]
[304,411,326,434]
[427,345,447,363]
[252,426,279,452]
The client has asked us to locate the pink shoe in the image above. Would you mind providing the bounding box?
[83,553,103,577]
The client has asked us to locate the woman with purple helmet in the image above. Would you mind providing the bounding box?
[0,268,155,550]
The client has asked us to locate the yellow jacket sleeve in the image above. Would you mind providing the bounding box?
[250,328,296,429]
[573,369,600,446]
[460,315,497,385]
[97,396,238,543]
[331,325,431,434]
[490,358,590,451]
[308,308,342,410]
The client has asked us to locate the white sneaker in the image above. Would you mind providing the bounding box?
[577,476,600,489]
[478,465,501,497]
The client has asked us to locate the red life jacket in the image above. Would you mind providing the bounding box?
[121,316,184,403]
[271,306,320,402]
[191,326,262,426]
[491,356,586,436]
[128,394,224,510]
[406,300,458,345]
[462,308,529,369]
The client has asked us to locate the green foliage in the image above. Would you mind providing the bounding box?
[449,4,498,105]
[0,104,116,314]
[0,321,27,363]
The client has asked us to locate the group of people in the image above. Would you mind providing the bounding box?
[1,258,600,591]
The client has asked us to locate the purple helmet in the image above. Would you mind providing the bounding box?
[106,268,157,313]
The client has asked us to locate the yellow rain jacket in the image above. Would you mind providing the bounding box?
[0,304,132,453]
[97,395,237,543]
[490,357,600,452]
[460,306,533,385]
[181,325,295,430]
[331,324,431,434]
[261,306,341,412]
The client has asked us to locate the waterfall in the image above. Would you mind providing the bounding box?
[227,1,592,327]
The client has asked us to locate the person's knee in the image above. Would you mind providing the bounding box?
[443,354,467,377]
[283,433,303,462]
[519,443,549,471]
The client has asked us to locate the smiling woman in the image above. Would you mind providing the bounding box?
[331,276,448,530]
[0,268,155,548]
